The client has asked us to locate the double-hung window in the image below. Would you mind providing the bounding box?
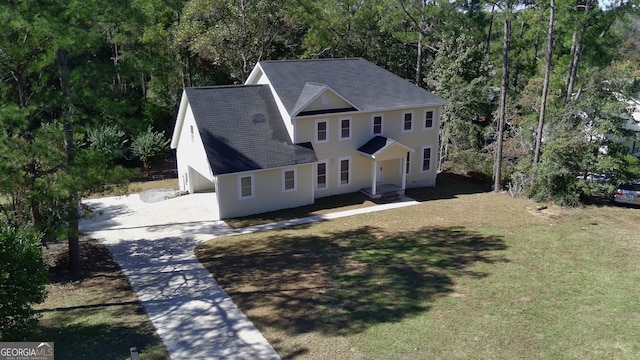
[422,147,432,172]
[403,112,413,132]
[372,115,383,135]
[424,111,434,129]
[316,161,328,189]
[340,118,351,140]
[283,169,296,192]
[338,157,350,186]
[316,119,328,143]
[239,175,254,198]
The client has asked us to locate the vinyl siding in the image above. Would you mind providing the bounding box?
[294,106,440,196]
[216,163,315,219]
[175,104,215,193]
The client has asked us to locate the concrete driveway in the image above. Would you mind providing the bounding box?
[80,192,280,360]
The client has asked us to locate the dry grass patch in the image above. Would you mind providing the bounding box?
[35,238,168,360]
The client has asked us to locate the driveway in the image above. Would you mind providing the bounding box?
[79,193,280,360]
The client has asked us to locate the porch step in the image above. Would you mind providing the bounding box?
[381,191,401,202]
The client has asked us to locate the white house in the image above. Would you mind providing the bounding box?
[171,58,447,219]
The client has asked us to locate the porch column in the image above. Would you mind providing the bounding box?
[401,155,407,194]
[371,159,378,195]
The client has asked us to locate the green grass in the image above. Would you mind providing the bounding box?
[196,175,640,359]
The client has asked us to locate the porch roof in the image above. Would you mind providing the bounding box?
[357,136,414,159]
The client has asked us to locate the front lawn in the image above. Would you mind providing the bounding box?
[196,180,640,359]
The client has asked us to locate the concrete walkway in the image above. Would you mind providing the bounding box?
[79,193,419,359]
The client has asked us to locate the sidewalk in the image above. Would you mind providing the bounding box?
[80,193,419,359]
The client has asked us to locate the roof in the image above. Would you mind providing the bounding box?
[257,58,448,115]
[357,136,414,158]
[184,86,317,175]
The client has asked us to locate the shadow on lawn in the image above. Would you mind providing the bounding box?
[405,172,492,202]
[198,225,507,342]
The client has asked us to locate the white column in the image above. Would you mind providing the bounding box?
[371,159,377,195]
[401,156,407,194]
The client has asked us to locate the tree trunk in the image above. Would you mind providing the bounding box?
[486,4,496,58]
[534,0,555,166]
[564,0,592,103]
[56,48,80,275]
[415,30,424,87]
[494,13,511,192]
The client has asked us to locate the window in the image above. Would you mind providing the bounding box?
[339,157,350,185]
[317,161,327,189]
[190,125,194,142]
[406,152,411,174]
[403,112,413,132]
[422,147,432,172]
[239,175,254,198]
[316,120,328,143]
[424,111,434,129]
[283,169,296,192]
[372,115,383,135]
[340,118,351,140]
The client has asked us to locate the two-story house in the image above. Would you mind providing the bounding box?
[171,58,447,219]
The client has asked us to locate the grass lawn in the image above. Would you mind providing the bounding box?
[196,174,640,359]
[35,238,169,360]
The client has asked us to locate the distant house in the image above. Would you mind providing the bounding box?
[171,58,447,219]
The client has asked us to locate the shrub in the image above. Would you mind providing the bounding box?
[0,226,48,341]
[130,126,170,175]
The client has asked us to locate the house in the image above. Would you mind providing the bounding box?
[171,58,447,219]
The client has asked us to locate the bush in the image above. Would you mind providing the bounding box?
[130,126,170,175]
[0,227,48,341]
[442,149,494,182]
[530,138,588,207]
[87,125,127,162]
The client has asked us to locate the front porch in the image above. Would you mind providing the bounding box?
[360,183,404,201]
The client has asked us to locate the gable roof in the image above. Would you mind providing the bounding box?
[357,136,414,158]
[291,82,359,116]
[184,85,317,175]
[257,58,448,116]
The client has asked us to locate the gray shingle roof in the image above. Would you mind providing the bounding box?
[258,58,448,115]
[357,136,393,155]
[185,86,317,175]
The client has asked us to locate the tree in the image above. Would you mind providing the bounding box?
[493,0,515,192]
[174,0,290,82]
[0,227,47,341]
[533,0,556,165]
[0,1,132,273]
[131,127,170,176]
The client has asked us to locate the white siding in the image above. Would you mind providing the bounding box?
[175,104,215,193]
[216,164,315,219]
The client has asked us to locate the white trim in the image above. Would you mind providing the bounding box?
[402,111,414,133]
[315,119,329,143]
[316,160,329,190]
[424,110,435,130]
[371,114,384,135]
[339,117,352,140]
[282,168,297,192]
[421,146,433,173]
[238,174,255,199]
[338,156,352,186]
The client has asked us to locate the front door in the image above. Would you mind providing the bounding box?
[377,162,383,183]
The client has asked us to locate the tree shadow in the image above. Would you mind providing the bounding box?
[197,225,507,341]
[405,172,492,202]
